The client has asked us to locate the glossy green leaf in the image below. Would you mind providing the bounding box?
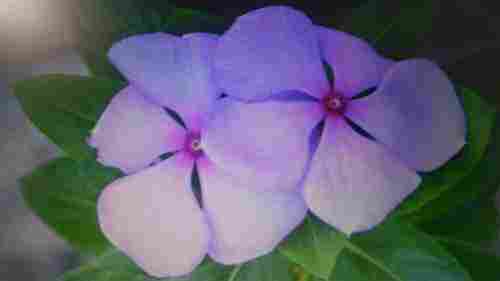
[340,0,436,59]
[436,240,500,281]
[332,249,389,281]
[21,157,122,254]
[393,88,496,219]
[78,0,228,80]
[279,216,346,279]
[280,215,472,281]
[332,219,473,281]
[231,252,295,281]
[59,249,295,281]
[423,199,499,246]
[60,250,232,281]
[434,211,500,281]
[13,75,124,161]
[424,198,500,281]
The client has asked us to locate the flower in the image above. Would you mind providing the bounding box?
[203,6,466,234]
[89,33,307,277]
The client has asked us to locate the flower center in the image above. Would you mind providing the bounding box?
[184,132,204,159]
[322,91,348,116]
[191,139,202,151]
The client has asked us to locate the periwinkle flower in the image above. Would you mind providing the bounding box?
[89,33,307,277]
[204,6,466,234]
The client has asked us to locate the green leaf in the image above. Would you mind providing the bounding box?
[13,75,124,161]
[340,0,437,59]
[332,250,389,281]
[393,88,496,219]
[21,157,122,254]
[231,252,295,281]
[422,196,500,281]
[423,199,499,246]
[78,0,229,80]
[60,250,233,281]
[332,219,473,281]
[59,249,295,281]
[279,216,346,279]
[280,216,472,281]
[435,240,500,281]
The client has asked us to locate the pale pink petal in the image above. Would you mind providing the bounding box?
[198,159,307,264]
[97,154,209,277]
[345,59,466,171]
[317,26,394,97]
[108,33,220,131]
[303,119,421,235]
[89,86,185,174]
[215,6,329,101]
[202,96,324,192]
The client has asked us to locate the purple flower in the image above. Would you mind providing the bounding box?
[90,33,307,277]
[203,7,466,234]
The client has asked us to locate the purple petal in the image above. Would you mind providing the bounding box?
[345,59,466,171]
[198,159,307,264]
[215,6,329,101]
[202,97,323,192]
[108,33,220,131]
[303,119,421,235]
[97,154,209,277]
[89,87,186,174]
[317,26,394,96]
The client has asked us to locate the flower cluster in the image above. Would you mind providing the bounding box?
[89,6,465,278]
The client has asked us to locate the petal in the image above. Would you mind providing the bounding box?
[97,154,209,277]
[303,119,421,235]
[89,86,185,174]
[198,159,307,264]
[317,26,394,96]
[202,97,323,192]
[345,59,466,171]
[108,33,220,131]
[215,6,329,101]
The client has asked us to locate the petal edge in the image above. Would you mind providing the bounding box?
[89,86,185,174]
[317,26,394,96]
[303,119,421,234]
[97,155,209,277]
[198,159,307,264]
[346,59,466,171]
[215,6,329,101]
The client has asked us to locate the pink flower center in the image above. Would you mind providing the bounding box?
[322,91,348,116]
[184,132,204,159]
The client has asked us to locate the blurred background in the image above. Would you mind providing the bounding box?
[0,1,499,280]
